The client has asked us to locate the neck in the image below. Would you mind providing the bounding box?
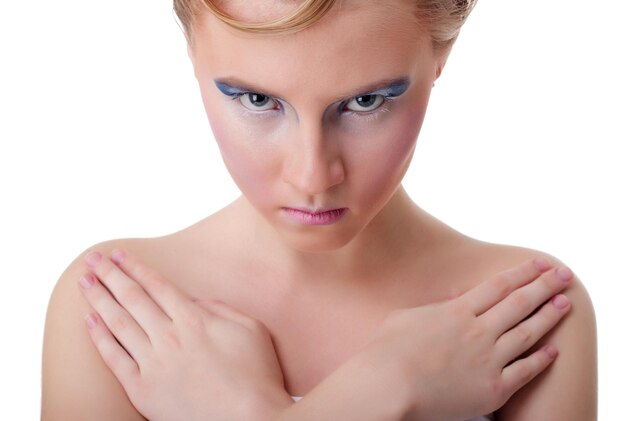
[236,186,435,287]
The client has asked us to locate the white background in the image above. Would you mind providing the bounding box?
[1,0,624,418]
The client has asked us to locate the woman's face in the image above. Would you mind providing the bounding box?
[189,1,445,253]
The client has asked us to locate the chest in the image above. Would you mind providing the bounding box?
[177,266,477,396]
[149,236,495,397]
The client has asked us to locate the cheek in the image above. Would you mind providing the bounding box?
[350,101,427,206]
[205,108,279,208]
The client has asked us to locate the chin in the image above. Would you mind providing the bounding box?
[280,227,357,254]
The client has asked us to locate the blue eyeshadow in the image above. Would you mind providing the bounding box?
[373,80,410,98]
[214,81,242,96]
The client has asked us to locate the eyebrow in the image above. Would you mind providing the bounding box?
[213,75,412,105]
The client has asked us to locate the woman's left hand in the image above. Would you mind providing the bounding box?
[77,248,294,421]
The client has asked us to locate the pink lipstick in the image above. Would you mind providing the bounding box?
[282,207,347,225]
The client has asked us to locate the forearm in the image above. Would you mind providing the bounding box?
[274,349,412,421]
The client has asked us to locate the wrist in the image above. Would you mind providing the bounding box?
[245,389,294,421]
[273,348,413,421]
[353,346,417,420]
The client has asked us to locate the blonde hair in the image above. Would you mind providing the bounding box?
[174,0,477,53]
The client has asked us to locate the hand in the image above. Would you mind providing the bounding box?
[77,249,294,421]
[354,257,572,421]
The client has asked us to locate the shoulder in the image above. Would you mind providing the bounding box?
[460,240,594,307]
[465,241,596,347]
[468,242,597,420]
[42,238,152,420]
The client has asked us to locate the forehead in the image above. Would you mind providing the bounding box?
[191,1,434,104]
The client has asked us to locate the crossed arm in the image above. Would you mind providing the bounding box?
[42,244,595,421]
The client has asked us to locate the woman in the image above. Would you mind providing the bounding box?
[41,0,597,419]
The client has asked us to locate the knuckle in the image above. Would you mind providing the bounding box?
[111,314,131,333]
[491,277,511,300]
[142,269,166,293]
[509,291,530,311]
[517,362,534,384]
[514,325,532,344]
[180,309,203,330]
[134,264,153,282]
[120,285,144,307]
[447,299,471,319]
[472,350,493,368]
[486,375,506,408]
[466,324,486,342]
[162,327,183,349]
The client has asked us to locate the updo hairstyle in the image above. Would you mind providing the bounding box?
[174,0,477,54]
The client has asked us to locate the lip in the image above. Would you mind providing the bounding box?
[281,207,348,225]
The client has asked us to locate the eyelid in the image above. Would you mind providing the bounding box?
[214,80,410,118]
[340,80,410,114]
[215,82,282,112]
[341,80,411,103]
[215,80,409,106]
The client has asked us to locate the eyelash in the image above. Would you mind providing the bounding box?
[227,92,398,122]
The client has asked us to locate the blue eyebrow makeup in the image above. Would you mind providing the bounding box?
[214,76,412,124]
[345,78,411,102]
[213,76,411,106]
[214,81,249,97]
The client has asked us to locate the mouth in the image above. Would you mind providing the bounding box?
[281,207,348,225]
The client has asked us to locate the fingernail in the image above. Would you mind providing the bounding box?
[533,257,550,271]
[543,344,558,359]
[111,249,126,264]
[556,266,573,283]
[79,273,95,289]
[85,313,97,329]
[551,294,570,310]
[85,251,102,267]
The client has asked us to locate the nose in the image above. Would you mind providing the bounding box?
[281,122,345,195]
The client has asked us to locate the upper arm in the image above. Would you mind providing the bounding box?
[41,241,146,421]
[496,253,598,420]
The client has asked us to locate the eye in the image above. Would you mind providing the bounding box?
[239,92,279,112]
[344,94,385,113]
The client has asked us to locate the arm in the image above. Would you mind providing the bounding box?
[270,258,578,421]
[275,350,411,421]
[79,249,573,421]
[496,257,597,420]
[41,242,146,420]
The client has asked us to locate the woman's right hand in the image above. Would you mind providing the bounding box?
[354,257,572,421]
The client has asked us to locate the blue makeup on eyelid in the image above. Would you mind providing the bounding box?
[213,78,411,117]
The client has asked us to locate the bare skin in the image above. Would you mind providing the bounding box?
[42,190,596,419]
[42,0,597,419]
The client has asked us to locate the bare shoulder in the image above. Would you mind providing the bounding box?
[467,241,597,420]
[42,237,154,421]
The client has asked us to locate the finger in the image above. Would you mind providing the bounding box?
[198,299,266,333]
[500,344,558,402]
[78,272,151,361]
[84,250,172,334]
[84,312,141,390]
[495,294,571,366]
[482,266,573,337]
[106,249,195,322]
[459,257,553,316]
